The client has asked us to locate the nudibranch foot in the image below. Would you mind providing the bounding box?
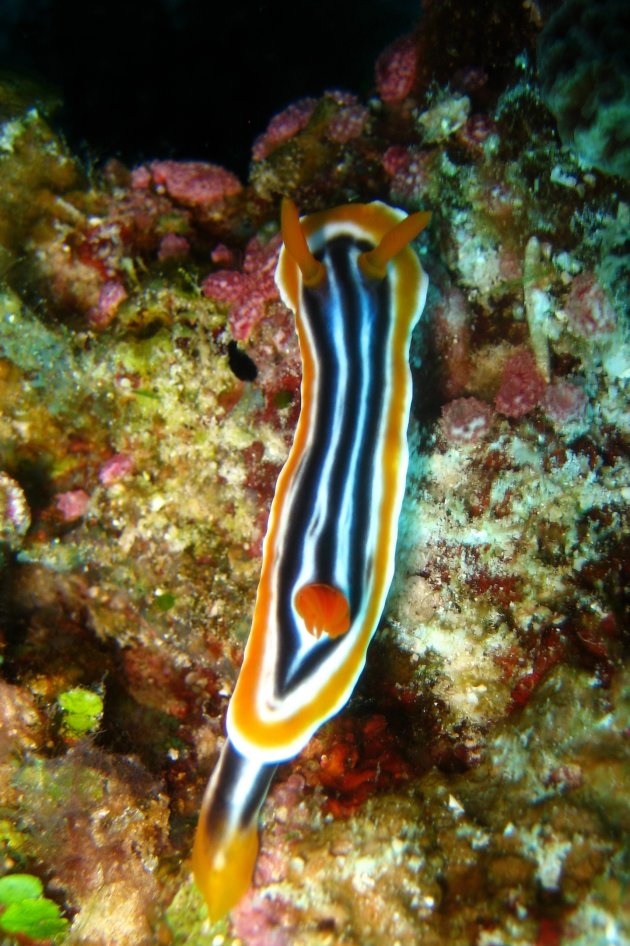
[192,740,276,921]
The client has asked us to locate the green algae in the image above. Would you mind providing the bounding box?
[0,872,43,904]
[57,687,104,736]
[0,873,68,940]
[0,897,68,939]
[154,592,176,612]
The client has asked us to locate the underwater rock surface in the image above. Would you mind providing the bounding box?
[0,2,629,944]
[537,0,630,179]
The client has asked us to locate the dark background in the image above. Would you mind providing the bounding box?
[1,0,420,175]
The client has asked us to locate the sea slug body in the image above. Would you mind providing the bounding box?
[193,198,429,920]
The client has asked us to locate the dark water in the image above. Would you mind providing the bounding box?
[1,0,420,175]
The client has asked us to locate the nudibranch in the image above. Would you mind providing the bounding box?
[193,198,430,920]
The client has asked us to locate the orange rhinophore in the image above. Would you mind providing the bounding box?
[359,209,431,279]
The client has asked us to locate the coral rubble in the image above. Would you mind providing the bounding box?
[0,1,629,944]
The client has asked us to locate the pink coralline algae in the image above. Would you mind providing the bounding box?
[129,164,152,189]
[134,160,242,208]
[201,269,243,308]
[326,103,369,143]
[252,98,318,161]
[565,271,617,339]
[210,242,236,267]
[266,772,308,828]
[245,309,301,440]
[98,453,134,487]
[375,34,418,105]
[456,113,499,153]
[382,145,431,202]
[87,279,128,331]
[495,350,546,418]
[231,893,296,946]
[35,180,195,325]
[543,381,588,425]
[432,285,472,398]
[451,66,489,94]
[157,233,190,261]
[202,233,283,341]
[440,397,494,444]
[54,489,90,522]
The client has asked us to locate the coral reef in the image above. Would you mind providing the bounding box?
[0,1,629,944]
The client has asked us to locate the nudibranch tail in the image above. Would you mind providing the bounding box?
[192,741,276,921]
